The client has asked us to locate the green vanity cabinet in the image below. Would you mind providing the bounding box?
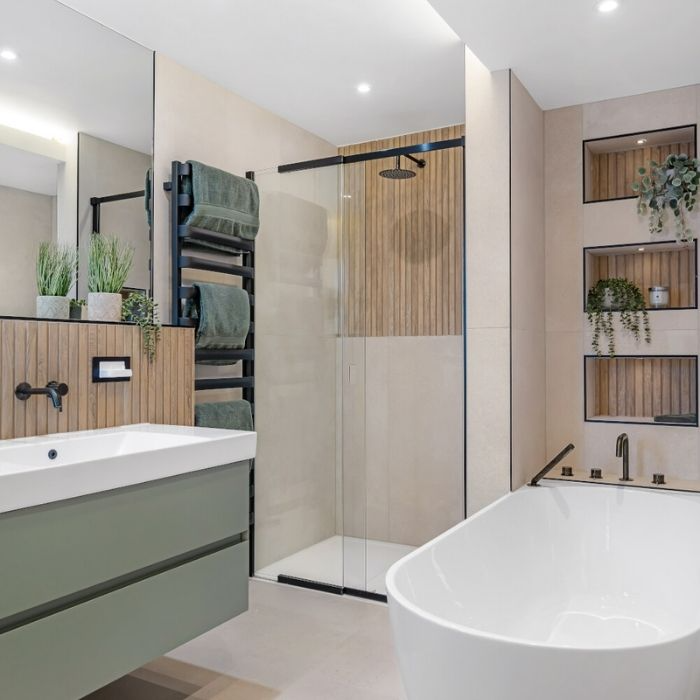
[0,460,250,700]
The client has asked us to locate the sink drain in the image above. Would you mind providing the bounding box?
[48,449,58,460]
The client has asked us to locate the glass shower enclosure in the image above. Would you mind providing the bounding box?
[252,137,465,599]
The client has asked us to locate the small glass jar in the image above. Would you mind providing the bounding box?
[648,286,669,309]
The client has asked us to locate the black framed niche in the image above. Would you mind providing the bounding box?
[584,240,698,312]
[585,355,698,427]
[583,125,697,204]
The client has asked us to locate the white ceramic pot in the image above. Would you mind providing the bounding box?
[87,292,122,322]
[36,295,70,320]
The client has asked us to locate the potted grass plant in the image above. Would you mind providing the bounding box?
[36,241,77,320]
[87,234,134,322]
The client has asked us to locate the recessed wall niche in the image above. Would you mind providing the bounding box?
[585,355,698,426]
[583,125,697,203]
[584,240,698,311]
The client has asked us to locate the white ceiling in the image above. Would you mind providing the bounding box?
[427,0,700,110]
[0,143,60,196]
[0,0,153,153]
[57,0,466,147]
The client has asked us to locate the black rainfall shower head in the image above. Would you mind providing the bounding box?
[379,155,418,180]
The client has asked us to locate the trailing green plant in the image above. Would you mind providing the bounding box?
[69,298,86,309]
[36,241,77,297]
[87,234,134,294]
[632,153,700,242]
[586,278,651,357]
[122,292,161,361]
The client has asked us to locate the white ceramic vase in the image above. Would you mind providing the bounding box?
[87,292,122,322]
[36,295,70,320]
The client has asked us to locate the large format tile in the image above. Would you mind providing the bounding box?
[165,580,406,699]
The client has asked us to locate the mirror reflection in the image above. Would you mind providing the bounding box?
[0,0,154,320]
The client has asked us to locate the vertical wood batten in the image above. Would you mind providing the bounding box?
[0,320,194,438]
[339,125,464,337]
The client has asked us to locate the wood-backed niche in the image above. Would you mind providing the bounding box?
[584,125,697,203]
[0,319,194,440]
[585,355,698,426]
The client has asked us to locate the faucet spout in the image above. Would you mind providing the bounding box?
[15,381,69,412]
[616,433,631,481]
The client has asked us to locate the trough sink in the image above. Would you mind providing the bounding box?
[0,423,256,514]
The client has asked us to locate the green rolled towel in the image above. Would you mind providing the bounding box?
[184,160,259,251]
[184,282,250,363]
[653,413,697,425]
[195,400,253,431]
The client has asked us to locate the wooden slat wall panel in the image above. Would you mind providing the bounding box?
[589,245,696,308]
[0,319,194,440]
[589,141,693,201]
[340,125,464,337]
[588,357,697,418]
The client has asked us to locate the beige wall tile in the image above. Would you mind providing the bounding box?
[545,106,584,334]
[545,331,585,469]
[510,74,546,490]
[465,49,511,331]
[584,421,700,482]
[583,85,697,140]
[466,327,511,514]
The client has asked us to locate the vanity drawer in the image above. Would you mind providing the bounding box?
[0,460,249,621]
[0,541,248,700]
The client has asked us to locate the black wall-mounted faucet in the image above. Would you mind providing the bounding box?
[15,381,69,412]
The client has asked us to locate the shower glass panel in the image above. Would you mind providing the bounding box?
[252,136,465,599]
[342,146,465,597]
[252,162,356,591]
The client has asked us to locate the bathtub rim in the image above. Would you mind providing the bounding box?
[385,479,700,652]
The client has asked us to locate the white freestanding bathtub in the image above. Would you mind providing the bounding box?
[386,481,700,700]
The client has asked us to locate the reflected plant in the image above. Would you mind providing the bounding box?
[36,241,77,296]
[88,234,134,293]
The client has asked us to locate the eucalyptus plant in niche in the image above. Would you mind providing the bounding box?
[632,153,700,242]
[122,292,161,362]
[586,278,651,357]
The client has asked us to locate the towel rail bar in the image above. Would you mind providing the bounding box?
[195,349,254,362]
[178,225,255,253]
[178,286,255,305]
[178,255,254,279]
[195,377,254,391]
[168,160,256,577]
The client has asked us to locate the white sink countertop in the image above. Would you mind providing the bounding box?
[0,424,256,514]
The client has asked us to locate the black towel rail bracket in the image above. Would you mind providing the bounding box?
[165,160,256,575]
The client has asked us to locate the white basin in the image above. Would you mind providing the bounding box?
[0,424,256,514]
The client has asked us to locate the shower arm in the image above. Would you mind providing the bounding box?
[404,153,426,168]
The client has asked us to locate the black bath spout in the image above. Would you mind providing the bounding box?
[529,443,575,486]
[15,381,69,412]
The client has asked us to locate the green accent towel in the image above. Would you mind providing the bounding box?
[195,400,254,431]
[184,161,259,251]
[145,167,152,228]
[184,282,250,364]
[654,413,697,425]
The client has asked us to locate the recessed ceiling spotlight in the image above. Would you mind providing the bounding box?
[0,48,18,62]
[638,247,645,252]
[637,138,648,145]
[356,83,371,94]
[597,0,619,12]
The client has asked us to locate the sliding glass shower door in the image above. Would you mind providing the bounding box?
[252,161,361,592]
[252,135,465,599]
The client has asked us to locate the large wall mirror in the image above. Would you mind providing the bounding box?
[0,0,153,319]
